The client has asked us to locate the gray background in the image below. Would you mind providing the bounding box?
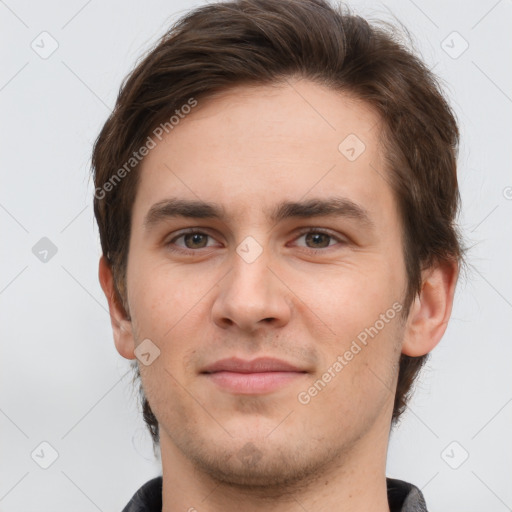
[1,0,511,510]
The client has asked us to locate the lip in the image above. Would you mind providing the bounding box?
[201,357,305,374]
[200,357,307,394]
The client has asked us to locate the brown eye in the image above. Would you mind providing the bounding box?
[166,229,219,254]
[181,233,209,249]
[303,232,332,248]
[293,228,345,251]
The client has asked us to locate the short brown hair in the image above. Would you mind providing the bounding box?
[92,0,464,446]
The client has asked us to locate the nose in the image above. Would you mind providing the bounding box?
[211,246,292,333]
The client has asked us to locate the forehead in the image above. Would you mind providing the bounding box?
[133,79,394,225]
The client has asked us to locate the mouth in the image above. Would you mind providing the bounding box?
[200,357,308,394]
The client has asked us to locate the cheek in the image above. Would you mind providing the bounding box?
[128,260,204,337]
[295,265,403,395]
[297,262,400,335]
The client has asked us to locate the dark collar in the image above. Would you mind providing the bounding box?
[122,475,428,512]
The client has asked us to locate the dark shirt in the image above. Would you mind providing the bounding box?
[122,476,428,511]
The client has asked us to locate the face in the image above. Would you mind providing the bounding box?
[119,80,411,487]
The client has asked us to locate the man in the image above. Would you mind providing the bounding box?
[93,0,464,510]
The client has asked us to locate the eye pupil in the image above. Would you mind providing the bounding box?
[306,232,330,248]
[185,233,207,248]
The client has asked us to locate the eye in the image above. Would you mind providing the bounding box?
[166,229,219,254]
[292,228,346,251]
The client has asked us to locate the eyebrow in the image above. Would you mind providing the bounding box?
[143,196,374,231]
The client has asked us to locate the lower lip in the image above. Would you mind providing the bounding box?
[203,371,306,394]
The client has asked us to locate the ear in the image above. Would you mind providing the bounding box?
[98,255,136,360]
[401,259,459,357]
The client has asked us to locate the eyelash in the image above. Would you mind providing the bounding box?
[165,227,346,255]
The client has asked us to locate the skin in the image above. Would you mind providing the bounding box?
[99,79,458,511]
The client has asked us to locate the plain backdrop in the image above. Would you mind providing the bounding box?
[1,0,511,510]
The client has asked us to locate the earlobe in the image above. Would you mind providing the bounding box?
[98,255,136,360]
[401,260,458,357]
